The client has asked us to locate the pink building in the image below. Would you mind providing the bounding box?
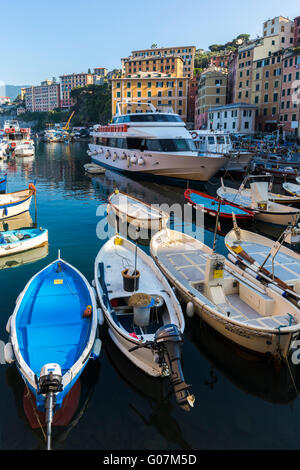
[279,51,300,136]
[294,16,300,46]
[24,80,60,112]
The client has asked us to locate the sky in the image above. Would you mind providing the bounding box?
[0,0,299,86]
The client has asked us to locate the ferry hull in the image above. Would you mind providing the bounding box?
[89,144,227,182]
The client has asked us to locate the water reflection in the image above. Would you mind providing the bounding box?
[0,244,49,270]
[0,212,34,232]
[102,330,192,450]
[5,359,101,450]
[187,317,299,404]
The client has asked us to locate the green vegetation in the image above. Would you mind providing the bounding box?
[20,109,69,130]
[21,83,112,130]
[194,34,250,69]
[70,83,112,126]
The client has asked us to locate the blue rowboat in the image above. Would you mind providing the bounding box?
[5,254,100,449]
[0,174,7,193]
[184,189,255,220]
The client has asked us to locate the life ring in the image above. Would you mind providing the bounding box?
[191,132,198,140]
[29,183,36,194]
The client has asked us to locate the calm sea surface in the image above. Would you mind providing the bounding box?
[0,141,300,450]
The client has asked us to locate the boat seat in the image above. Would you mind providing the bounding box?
[245,314,296,329]
[25,321,86,373]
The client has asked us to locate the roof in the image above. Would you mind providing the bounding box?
[208,103,257,112]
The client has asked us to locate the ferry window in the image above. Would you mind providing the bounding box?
[216,136,225,144]
[127,138,142,149]
[145,140,162,151]
[208,136,215,144]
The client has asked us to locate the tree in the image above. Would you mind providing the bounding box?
[70,83,112,125]
[151,44,158,49]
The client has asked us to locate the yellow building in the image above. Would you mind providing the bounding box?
[112,72,188,120]
[122,46,196,78]
[112,54,189,120]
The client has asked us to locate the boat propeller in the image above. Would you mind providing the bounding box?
[129,324,195,411]
[37,364,63,450]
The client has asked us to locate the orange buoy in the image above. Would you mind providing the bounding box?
[29,183,36,194]
[83,305,92,318]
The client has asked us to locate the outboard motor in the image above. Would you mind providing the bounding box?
[154,324,195,411]
[38,364,63,450]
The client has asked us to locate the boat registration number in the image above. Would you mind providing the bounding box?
[54,279,63,284]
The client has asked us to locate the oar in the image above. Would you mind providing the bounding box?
[230,244,295,293]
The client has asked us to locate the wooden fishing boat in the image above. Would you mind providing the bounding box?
[0,174,7,193]
[283,182,300,198]
[217,180,300,206]
[150,228,300,359]
[225,221,300,304]
[83,163,105,174]
[0,185,36,220]
[184,189,254,220]
[0,228,48,257]
[217,181,300,226]
[94,234,194,410]
[256,163,300,179]
[4,254,100,449]
[108,189,169,232]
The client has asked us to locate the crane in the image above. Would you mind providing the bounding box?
[63,111,75,131]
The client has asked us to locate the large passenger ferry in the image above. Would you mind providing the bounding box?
[3,120,35,157]
[88,102,228,182]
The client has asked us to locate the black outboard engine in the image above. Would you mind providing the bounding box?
[154,324,194,411]
[38,364,63,450]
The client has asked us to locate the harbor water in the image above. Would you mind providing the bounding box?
[1,142,300,450]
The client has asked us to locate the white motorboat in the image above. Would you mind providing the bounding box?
[217,179,300,226]
[94,233,194,410]
[3,121,35,156]
[89,101,228,182]
[150,228,300,359]
[108,189,169,233]
[190,130,254,173]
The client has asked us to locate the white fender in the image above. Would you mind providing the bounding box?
[113,152,118,161]
[137,157,145,166]
[6,315,12,334]
[91,338,102,359]
[97,308,104,326]
[105,150,111,159]
[186,302,195,318]
[91,280,96,288]
[4,342,15,364]
[130,155,137,164]
[93,150,98,156]
[121,152,127,160]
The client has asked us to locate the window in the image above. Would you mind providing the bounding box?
[273,93,278,102]
[127,82,131,88]
[137,91,141,97]
[117,91,121,98]
[256,84,260,91]
[147,91,151,97]
[264,94,268,103]
[116,82,121,88]
[137,82,141,88]
[178,90,182,96]
[244,122,249,129]
[127,92,131,97]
